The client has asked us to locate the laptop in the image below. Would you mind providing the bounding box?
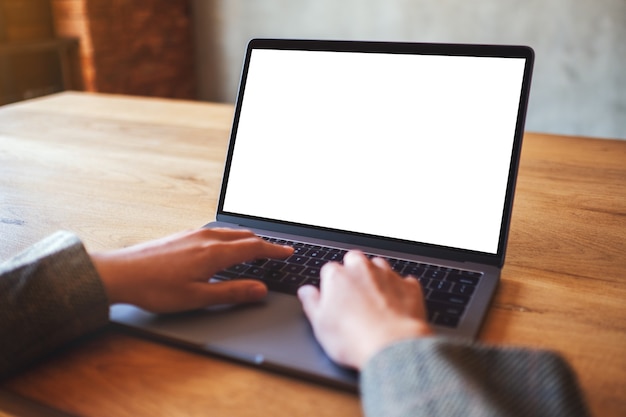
[111,38,534,391]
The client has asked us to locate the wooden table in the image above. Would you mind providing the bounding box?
[1,92,625,417]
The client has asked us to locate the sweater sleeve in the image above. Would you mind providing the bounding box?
[0,231,110,379]
[359,337,591,417]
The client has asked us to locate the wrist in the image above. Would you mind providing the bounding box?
[358,320,433,370]
[90,252,128,305]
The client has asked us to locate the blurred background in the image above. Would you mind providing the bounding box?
[1,0,625,140]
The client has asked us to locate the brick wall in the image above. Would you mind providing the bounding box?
[52,0,195,99]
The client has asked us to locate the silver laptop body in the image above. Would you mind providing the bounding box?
[111,38,534,390]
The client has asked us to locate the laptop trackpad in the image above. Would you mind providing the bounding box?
[109,292,358,390]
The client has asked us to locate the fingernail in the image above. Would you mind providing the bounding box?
[297,285,313,297]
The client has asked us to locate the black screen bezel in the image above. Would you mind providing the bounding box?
[217,38,534,267]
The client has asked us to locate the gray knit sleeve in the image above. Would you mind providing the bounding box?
[360,337,590,417]
[0,231,110,378]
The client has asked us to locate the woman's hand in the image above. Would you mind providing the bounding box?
[91,228,293,313]
[298,251,432,370]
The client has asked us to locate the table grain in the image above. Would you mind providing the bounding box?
[1,92,624,417]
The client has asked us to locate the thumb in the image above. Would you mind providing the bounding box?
[297,285,321,320]
[197,279,268,306]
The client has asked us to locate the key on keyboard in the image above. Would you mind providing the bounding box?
[212,236,482,328]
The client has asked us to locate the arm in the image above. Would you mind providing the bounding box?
[90,228,293,313]
[1,228,292,379]
[0,231,109,379]
[298,251,591,417]
[360,338,590,417]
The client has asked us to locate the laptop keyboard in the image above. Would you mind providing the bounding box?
[212,237,483,328]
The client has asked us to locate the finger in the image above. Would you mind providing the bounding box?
[321,261,359,296]
[297,284,321,320]
[320,260,343,281]
[228,237,294,259]
[208,238,293,272]
[403,275,429,316]
[342,250,367,267]
[342,251,372,277]
[192,227,261,244]
[200,227,257,241]
[404,275,420,285]
[192,279,268,306]
[405,275,426,296]
[371,256,391,271]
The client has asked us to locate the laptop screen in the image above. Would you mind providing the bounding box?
[221,42,530,255]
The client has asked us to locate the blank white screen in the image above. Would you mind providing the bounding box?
[223,48,526,254]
